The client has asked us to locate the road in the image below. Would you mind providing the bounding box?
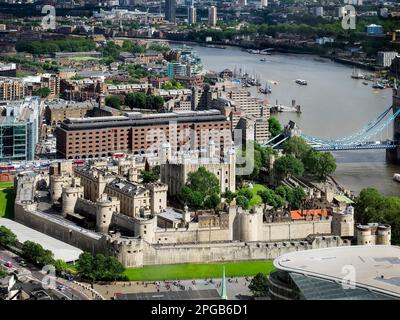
[0,248,89,300]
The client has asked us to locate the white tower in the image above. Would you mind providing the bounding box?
[208,6,217,27]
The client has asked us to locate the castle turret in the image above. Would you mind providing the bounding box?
[376,224,391,245]
[96,195,120,234]
[61,178,84,217]
[356,224,373,245]
[331,205,354,238]
[236,206,263,241]
[133,215,157,243]
[50,174,73,204]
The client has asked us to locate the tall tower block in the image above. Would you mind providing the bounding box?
[386,86,400,163]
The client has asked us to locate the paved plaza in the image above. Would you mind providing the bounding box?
[94,277,253,300]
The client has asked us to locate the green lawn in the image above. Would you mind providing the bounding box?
[123,260,275,281]
[69,56,100,61]
[0,182,15,219]
[246,183,268,208]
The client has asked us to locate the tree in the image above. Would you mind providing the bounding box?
[140,167,160,183]
[222,190,236,205]
[275,185,306,209]
[105,95,123,109]
[178,186,204,211]
[248,273,269,297]
[273,155,304,178]
[76,252,125,281]
[32,87,51,98]
[355,188,400,244]
[238,188,253,200]
[204,193,221,211]
[258,189,285,208]
[22,241,55,266]
[268,117,283,137]
[54,259,70,274]
[236,195,250,210]
[0,267,6,279]
[186,167,220,196]
[282,136,311,160]
[315,152,336,180]
[0,226,18,247]
[304,150,336,180]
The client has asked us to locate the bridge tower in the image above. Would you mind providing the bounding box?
[386,84,400,163]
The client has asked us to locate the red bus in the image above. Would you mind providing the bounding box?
[73,159,85,165]
[0,166,16,173]
[113,153,125,159]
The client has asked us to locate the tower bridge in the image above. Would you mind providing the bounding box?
[265,87,400,162]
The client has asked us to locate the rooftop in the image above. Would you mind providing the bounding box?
[274,245,400,299]
[60,109,227,131]
[0,218,84,262]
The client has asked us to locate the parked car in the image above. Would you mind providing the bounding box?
[4,261,13,268]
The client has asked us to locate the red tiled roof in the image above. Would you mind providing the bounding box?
[290,208,328,221]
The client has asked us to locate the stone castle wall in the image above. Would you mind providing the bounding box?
[15,202,107,255]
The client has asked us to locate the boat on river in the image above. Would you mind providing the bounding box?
[295,79,308,85]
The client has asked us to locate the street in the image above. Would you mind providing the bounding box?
[0,248,89,300]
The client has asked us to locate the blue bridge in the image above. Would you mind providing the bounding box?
[265,105,400,152]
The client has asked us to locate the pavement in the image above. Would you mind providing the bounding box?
[94,277,253,300]
[0,248,90,300]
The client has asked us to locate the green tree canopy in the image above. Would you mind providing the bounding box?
[275,185,306,209]
[355,188,400,244]
[268,117,283,137]
[304,150,337,180]
[248,273,269,297]
[33,87,51,98]
[236,195,250,210]
[22,241,54,266]
[0,226,18,247]
[257,189,285,208]
[105,95,123,109]
[178,167,221,210]
[282,136,311,160]
[273,155,304,178]
[140,166,160,183]
[76,252,125,281]
[221,190,236,205]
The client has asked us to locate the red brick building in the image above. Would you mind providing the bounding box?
[55,110,232,159]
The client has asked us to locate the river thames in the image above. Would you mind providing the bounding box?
[187,44,398,196]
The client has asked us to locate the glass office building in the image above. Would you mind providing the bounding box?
[0,97,40,162]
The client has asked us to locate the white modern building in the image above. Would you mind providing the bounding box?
[208,6,217,27]
[377,51,398,67]
[188,5,196,25]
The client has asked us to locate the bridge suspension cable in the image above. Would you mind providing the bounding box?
[301,105,396,146]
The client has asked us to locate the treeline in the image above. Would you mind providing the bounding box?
[0,55,59,72]
[105,92,164,111]
[0,225,126,281]
[16,38,96,55]
[355,188,400,245]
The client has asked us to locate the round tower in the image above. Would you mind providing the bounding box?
[332,205,354,238]
[377,225,391,245]
[237,206,263,242]
[50,175,67,203]
[356,224,372,245]
[96,196,120,234]
[133,215,157,243]
[61,178,84,217]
